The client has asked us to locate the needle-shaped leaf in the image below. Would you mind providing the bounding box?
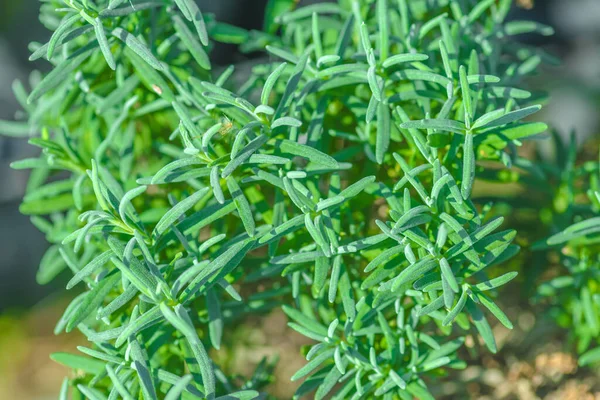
[472,109,505,129]
[461,133,475,198]
[317,63,368,78]
[505,20,554,36]
[153,188,209,239]
[442,289,468,326]
[272,116,302,129]
[210,23,249,44]
[67,272,120,332]
[93,18,115,70]
[173,14,211,70]
[419,12,448,39]
[164,375,193,400]
[376,100,390,164]
[118,185,147,228]
[417,296,445,317]
[66,250,113,290]
[206,289,223,349]
[210,166,225,204]
[106,364,135,400]
[312,256,330,298]
[28,48,92,103]
[76,385,106,400]
[291,349,335,381]
[466,299,497,353]
[97,284,137,319]
[391,69,451,86]
[467,0,495,22]
[364,245,403,273]
[266,45,299,64]
[316,55,340,68]
[181,240,250,302]
[58,378,69,400]
[37,245,68,285]
[467,74,500,84]
[439,257,459,293]
[275,139,339,168]
[160,304,215,397]
[261,62,287,105]
[257,214,305,246]
[123,47,174,100]
[400,119,466,135]
[226,176,255,237]
[475,291,513,329]
[340,176,376,199]
[367,67,383,101]
[150,158,204,185]
[390,257,437,291]
[47,14,81,60]
[459,66,472,123]
[112,28,164,70]
[382,53,429,69]
[222,134,268,178]
[376,0,389,61]
[480,105,542,129]
[475,271,518,291]
[311,12,323,59]
[51,352,106,375]
[172,101,204,141]
[175,0,209,45]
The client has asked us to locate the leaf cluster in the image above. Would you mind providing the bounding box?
[0,0,559,398]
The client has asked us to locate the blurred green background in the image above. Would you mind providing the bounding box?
[1,1,599,399]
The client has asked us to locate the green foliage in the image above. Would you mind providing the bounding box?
[530,131,600,367]
[2,0,577,398]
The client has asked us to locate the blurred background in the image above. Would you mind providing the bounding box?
[1,0,599,399]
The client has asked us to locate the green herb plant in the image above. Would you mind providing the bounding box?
[531,131,600,368]
[0,0,560,398]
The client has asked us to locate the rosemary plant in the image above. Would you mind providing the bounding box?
[0,0,564,398]
[532,132,600,368]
